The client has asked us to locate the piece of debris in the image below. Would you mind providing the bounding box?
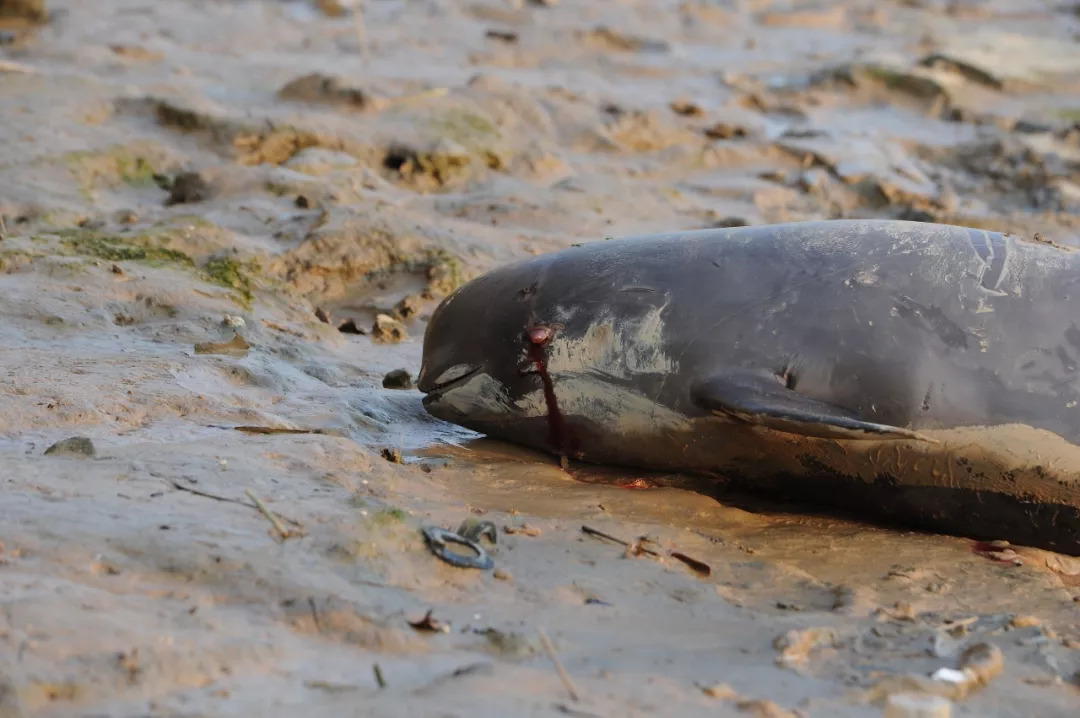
[194,334,250,357]
[233,426,325,436]
[584,25,669,53]
[222,314,245,329]
[670,99,704,117]
[917,641,1005,700]
[43,436,95,458]
[382,369,414,390]
[704,122,747,140]
[493,568,512,581]
[110,263,125,275]
[671,551,712,577]
[485,29,518,43]
[581,524,656,553]
[503,523,542,536]
[408,609,450,633]
[931,668,968,685]
[314,307,332,324]
[381,447,403,463]
[773,627,838,671]
[698,682,738,699]
[372,663,387,689]
[957,642,1004,691]
[884,692,952,718]
[421,525,494,570]
[538,627,580,702]
[580,525,711,577]
[372,313,408,343]
[245,488,305,542]
[458,518,498,544]
[338,318,365,334]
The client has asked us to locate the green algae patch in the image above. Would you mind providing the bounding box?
[203,256,258,309]
[371,507,408,524]
[64,142,175,198]
[58,229,194,267]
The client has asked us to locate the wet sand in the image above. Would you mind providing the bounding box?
[0,0,1079,716]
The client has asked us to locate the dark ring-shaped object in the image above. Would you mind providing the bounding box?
[421,526,494,570]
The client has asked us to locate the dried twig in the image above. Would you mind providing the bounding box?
[373,663,387,689]
[671,551,712,577]
[245,488,303,541]
[582,525,711,575]
[308,597,322,634]
[166,479,305,529]
[168,479,250,507]
[581,525,659,556]
[233,425,324,435]
[537,627,580,702]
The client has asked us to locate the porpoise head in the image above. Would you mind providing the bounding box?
[417,258,557,437]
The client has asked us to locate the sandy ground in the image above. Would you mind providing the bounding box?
[1,0,1080,716]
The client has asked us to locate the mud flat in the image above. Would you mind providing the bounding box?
[0,1,1079,716]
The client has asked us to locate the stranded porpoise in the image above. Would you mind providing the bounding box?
[418,220,1080,555]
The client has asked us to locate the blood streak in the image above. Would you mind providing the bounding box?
[525,322,572,452]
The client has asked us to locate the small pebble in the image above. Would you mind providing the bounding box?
[372,314,408,344]
[700,683,737,699]
[958,642,1004,687]
[163,171,212,206]
[43,436,95,458]
[493,568,512,581]
[222,315,246,329]
[382,369,414,390]
[1010,615,1041,629]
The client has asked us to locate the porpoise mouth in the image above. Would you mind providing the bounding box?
[419,363,481,400]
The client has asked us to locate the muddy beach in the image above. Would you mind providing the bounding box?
[1,0,1079,716]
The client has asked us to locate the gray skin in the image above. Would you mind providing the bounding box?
[418,220,1080,553]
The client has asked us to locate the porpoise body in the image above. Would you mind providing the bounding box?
[418,220,1080,554]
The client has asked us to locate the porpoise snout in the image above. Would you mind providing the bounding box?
[417,362,481,395]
